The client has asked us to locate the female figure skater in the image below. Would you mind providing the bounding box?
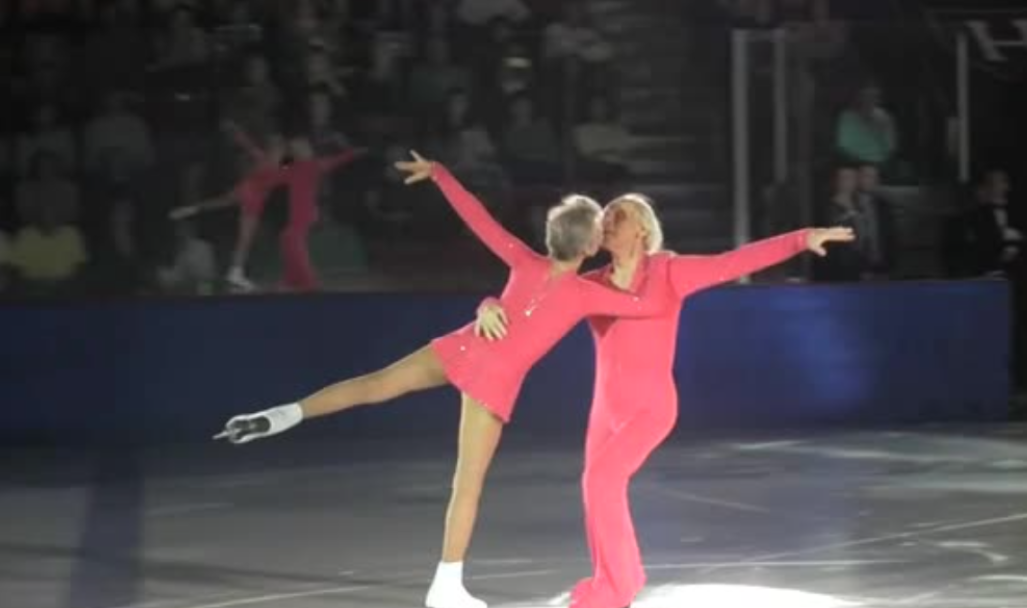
[214,152,672,608]
[277,134,359,291]
[475,195,854,608]
[170,122,286,291]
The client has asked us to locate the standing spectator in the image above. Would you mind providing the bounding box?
[16,151,80,229]
[82,91,155,182]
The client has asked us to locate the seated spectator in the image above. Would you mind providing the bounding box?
[0,228,10,294]
[308,87,353,213]
[89,184,147,295]
[153,5,209,69]
[950,170,1023,277]
[16,102,76,178]
[543,3,614,66]
[815,165,865,281]
[835,83,897,167]
[223,54,282,143]
[359,143,463,240]
[408,37,470,115]
[349,33,409,138]
[157,219,216,295]
[16,150,80,228]
[500,93,562,183]
[853,164,897,278]
[428,88,509,204]
[82,91,154,182]
[456,0,531,27]
[574,94,632,183]
[476,17,535,108]
[309,87,351,154]
[307,49,348,103]
[8,197,88,293]
[79,0,147,96]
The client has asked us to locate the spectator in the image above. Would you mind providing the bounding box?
[0,131,11,182]
[308,87,352,214]
[16,103,76,178]
[456,0,530,27]
[0,228,10,294]
[154,6,209,69]
[157,219,217,295]
[79,0,147,97]
[309,87,350,154]
[428,88,508,201]
[485,17,534,97]
[8,194,88,293]
[854,164,897,278]
[543,3,614,67]
[16,150,80,229]
[955,170,1022,277]
[224,54,282,142]
[307,49,348,102]
[501,93,562,183]
[816,165,864,281]
[92,185,147,294]
[82,91,155,182]
[574,95,632,182]
[408,37,470,114]
[835,83,897,167]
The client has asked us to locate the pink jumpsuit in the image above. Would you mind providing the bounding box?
[569,230,812,608]
[427,164,672,422]
[279,151,356,291]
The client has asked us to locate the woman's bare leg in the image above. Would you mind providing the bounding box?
[231,212,260,270]
[217,346,449,443]
[443,396,504,560]
[426,395,503,608]
[300,345,448,419]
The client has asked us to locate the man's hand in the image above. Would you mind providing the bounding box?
[475,302,509,341]
[807,227,856,256]
[393,150,433,185]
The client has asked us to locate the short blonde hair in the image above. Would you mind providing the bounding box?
[609,193,664,254]
[545,194,602,261]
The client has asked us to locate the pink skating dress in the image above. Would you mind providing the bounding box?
[427,164,671,422]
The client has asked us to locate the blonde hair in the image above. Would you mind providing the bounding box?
[545,194,602,261]
[610,193,664,254]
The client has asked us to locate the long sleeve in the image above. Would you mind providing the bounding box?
[576,270,667,319]
[430,162,536,267]
[669,229,811,296]
[317,149,357,172]
[230,127,268,165]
